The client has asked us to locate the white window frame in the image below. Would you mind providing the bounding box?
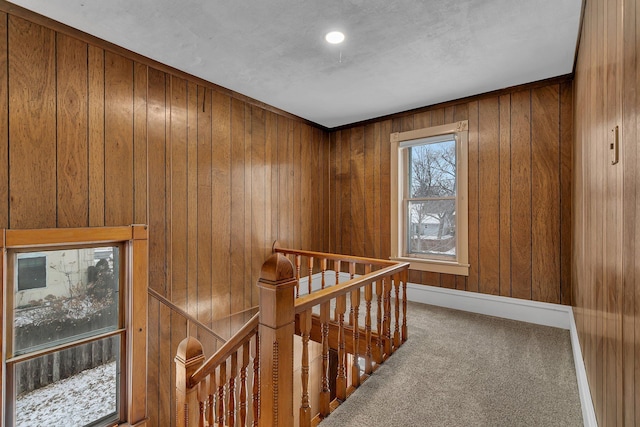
[390,120,469,276]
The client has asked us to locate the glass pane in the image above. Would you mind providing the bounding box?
[407,200,456,257]
[13,247,120,355]
[408,139,456,198]
[14,335,121,426]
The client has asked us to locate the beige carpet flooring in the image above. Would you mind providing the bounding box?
[319,301,583,427]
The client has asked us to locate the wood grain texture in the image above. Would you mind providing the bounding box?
[186,81,198,317]
[147,68,167,296]
[0,12,7,229]
[477,97,500,295]
[56,33,88,228]
[197,86,212,326]
[573,0,637,425]
[8,16,56,229]
[88,45,105,227]
[104,52,134,226]
[133,62,148,225]
[328,80,571,305]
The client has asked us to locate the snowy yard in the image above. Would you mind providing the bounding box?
[16,361,116,426]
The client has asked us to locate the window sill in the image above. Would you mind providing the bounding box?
[391,256,469,276]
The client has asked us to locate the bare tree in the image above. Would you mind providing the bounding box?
[408,141,456,251]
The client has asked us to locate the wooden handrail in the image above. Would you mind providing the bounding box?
[294,262,409,313]
[189,313,259,387]
[274,247,397,268]
[148,287,226,344]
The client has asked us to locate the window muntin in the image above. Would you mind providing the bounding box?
[390,120,469,276]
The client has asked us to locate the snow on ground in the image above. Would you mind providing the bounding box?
[16,361,116,426]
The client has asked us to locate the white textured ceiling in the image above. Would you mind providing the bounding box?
[8,0,582,128]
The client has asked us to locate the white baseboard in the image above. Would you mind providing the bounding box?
[405,283,597,427]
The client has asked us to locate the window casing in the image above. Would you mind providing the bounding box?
[0,226,148,427]
[391,121,469,276]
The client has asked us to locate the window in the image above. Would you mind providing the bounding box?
[391,120,469,276]
[17,255,46,291]
[1,226,148,427]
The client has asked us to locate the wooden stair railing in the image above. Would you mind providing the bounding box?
[176,249,409,427]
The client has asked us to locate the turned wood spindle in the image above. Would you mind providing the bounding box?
[336,294,347,401]
[320,258,327,289]
[394,274,401,349]
[364,265,373,374]
[240,342,249,426]
[383,277,392,359]
[295,255,302,297]
[351,288,361,388]
[217,361,226,426]
[319,301,331,417]
[229,352,237,426]
[307,256,313,294]
[299,309,312,427]
[252,333,260,427]
[402,270,408,342]
[375,278,384,364]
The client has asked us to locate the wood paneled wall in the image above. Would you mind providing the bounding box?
[573,0,640,425]
[329,81,573,304]
[0,7,328,426]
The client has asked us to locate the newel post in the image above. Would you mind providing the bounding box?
[175,337,205,427]
[258,253,297,427]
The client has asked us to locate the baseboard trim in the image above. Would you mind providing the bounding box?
[405,283,597,427]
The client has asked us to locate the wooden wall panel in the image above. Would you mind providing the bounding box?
[8,16,56,229]
[0,12,7,229]
[88,45,105,227]
[573,0,640,425]
[147,68,167,296]
[531,85,561,304]
[104,52,134,226]
[477,98,500,295]
[0,9,329,425]
[56,34,88,228]
[329,80,572,305]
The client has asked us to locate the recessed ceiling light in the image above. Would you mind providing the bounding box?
[325,31,345,44]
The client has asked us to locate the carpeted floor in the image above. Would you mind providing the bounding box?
[319,301,583,427]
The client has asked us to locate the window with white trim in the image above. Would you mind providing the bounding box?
[391,120,469,276]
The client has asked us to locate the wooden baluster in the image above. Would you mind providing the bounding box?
[351,288,361,388]
[175,337,205,427]
[295,254,302,297]
[364,265,373,374]
[240,342,249,426]
[402,270,408,342]
[394,274,401,350]
[336,294,347,401]
[349,261,355,279]
[375,278,384,364]
[229,352,237,426]
[207,374,215,427]
[383,277,392,359]
[307,256,314,294]
[252,333,260,427]
[333,260,341,321]
[198,401,205,427]
[217,361,226,426]
[319,301,331,417]
[320,258,327,289]
[299,309,312,427]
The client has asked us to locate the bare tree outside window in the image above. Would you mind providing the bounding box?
[406,139,456,258]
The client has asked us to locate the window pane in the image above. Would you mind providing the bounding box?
[407,200,456,257]
[13,247,120,355]
[17,257,46,290]
[408,140,456,198]
[14,335,120,426]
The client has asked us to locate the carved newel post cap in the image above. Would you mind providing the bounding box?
[175,336,204,365]
[260,253,294,284]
